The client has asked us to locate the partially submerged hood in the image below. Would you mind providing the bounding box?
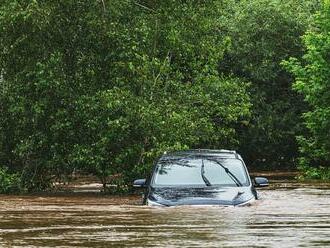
[148,186,255,206]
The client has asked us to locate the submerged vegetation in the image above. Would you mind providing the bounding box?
[0,0,328,192]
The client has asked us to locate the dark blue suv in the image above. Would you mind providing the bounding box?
[133,149,269,206]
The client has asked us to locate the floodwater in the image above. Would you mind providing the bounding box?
[1,177,330,247]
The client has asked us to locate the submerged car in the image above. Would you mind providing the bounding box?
[133,149,269,206]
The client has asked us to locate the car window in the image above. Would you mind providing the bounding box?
[152,157,250,187]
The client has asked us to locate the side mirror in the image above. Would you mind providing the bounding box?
[254,177,269,187]
[133,178,146,188]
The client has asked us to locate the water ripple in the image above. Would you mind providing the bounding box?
[0,187,330,247]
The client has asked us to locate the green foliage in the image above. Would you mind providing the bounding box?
[220,0,320,168]
[0,167,20,194]
[0,0,325,191]
[283,1,330,178]
[0,0,251,191]
[297,164,330,180]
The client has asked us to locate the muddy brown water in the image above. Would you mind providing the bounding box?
[1,178,330,247]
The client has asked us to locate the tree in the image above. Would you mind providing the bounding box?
[0,0,251,191]
[283,1,330,179]
[219,0,320,168]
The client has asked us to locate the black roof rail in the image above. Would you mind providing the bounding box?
[163,149,239,158]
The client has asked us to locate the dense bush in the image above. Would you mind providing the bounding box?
[219,0,320,168]
[284,1,330,179]
[0,1,251,190]
[0,167,20,194]
[0,0,326,192]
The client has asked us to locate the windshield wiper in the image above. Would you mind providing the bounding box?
[205,158,243,187]
[201,159,212,186]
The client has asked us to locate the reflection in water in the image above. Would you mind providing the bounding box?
[0,187,330,247]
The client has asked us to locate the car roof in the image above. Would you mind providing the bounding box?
[161,149,240,160]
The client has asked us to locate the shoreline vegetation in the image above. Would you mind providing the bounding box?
[2,170,330,196]
[0,0,329,194]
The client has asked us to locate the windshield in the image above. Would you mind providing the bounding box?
[152,157,250,187]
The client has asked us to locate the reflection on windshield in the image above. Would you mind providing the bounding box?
[153,157,249,186]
